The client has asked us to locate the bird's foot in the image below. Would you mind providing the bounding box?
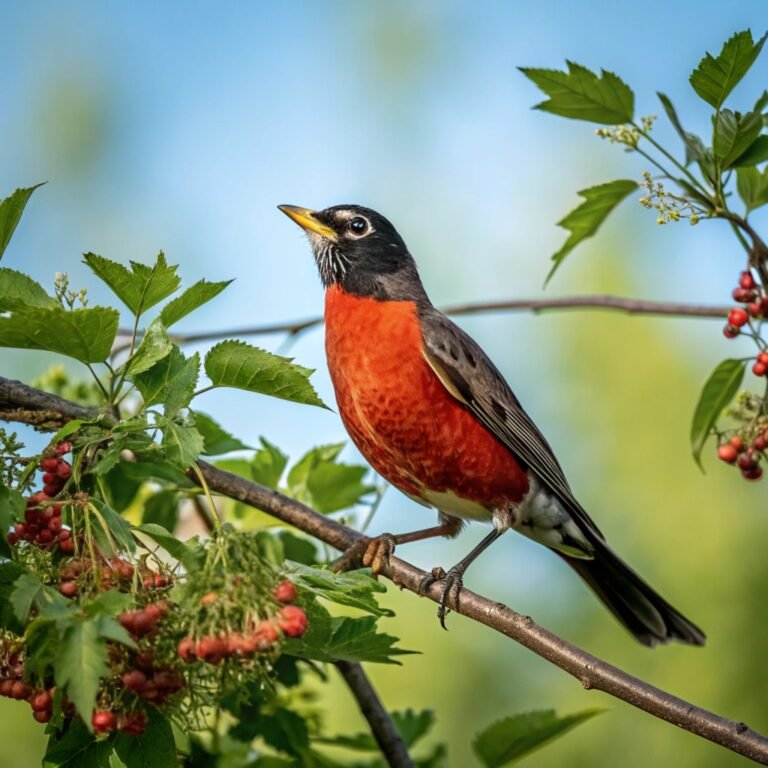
[332,534,396,578]
[418,565,464,629]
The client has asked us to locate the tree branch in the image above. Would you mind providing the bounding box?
[336,661,414,768]
[113,295,730,348]
[2,376,768,764]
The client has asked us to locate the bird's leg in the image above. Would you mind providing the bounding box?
[332,517,462,577]
[419,528,504,628]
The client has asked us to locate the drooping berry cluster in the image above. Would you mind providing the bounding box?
[724,271,768,338]
[8,443,74,554]
[717,435,765,480]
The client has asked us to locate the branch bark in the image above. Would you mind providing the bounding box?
[2,376,768,764]
[336,661,414,768]
[114,295,730,347]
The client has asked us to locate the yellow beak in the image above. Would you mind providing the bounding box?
[278,205,337,241]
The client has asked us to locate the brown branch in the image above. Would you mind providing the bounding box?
[113,295,730,348]
[336,661,414,768]
[2,376,768,764]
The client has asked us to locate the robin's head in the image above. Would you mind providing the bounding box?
[278,204,426,301]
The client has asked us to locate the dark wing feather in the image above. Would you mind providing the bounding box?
[418,304,604,541]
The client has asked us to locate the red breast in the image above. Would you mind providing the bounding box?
[325,285,530,510]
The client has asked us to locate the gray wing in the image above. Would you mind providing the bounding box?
[418,304,604,541]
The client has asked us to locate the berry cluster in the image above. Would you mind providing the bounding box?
[176,580,307,665]
[717,435,765,480]
[0,649,56,723]
[92,708,147,735]
[8,443,73,554]
[120,650,184,706]
[724,271,768,338]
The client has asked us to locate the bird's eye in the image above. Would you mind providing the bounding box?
[348,217,369,236]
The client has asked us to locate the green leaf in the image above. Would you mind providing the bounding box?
[120,457,196,487]
[306,462,375,513]
[473,709,602,767]
[90,500,136,554]
[250,438,289,488]
[287,443,344,490]
[737,167,768,212]
[0,184,44,260]
[656,93,709,168]
[547,180,637,284]
[161,419,204,468]
[690,30,767,109]
[54,617,110,725]
[135,523,203,571]
[10,573,45,624]
[85,590,133,618]
[194,411,252,455]
[94,615,137,649]
[133,347,199,417]
[519,62,634,124]
[691,359,746,467]
[204,340,326,407]
[288,615,414,664]
[83,252,181,316]
[111,709,177,768]
[141,490,180,530]
[159,278,232,328]
[713,110,763,168]
[0,561,25,634]
[733,135,768,166]
[320,709,435,752]
[284,562,393,616]
[120,318,172,375]
[0,305,119,363]
[0,268,57,311]
[0,485,24,559]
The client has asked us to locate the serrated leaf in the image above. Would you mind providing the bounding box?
[161,419,204,468]
[0,184,44,259]
[0,484,24,559]
[656,92,709,167]
[691,359,746,467]
[133,347,199,417]
[0,268,57,311]
[90,500,136,554]
[733,135,768,166]
[737,167,768,212]
[111,709,177,768]
[306,462,375,513]
[120,318,172,375]
[159,278,232,328]
[83,252,181,316]
[0,305,119,363]
[95,615,137,649]
[11,573,45,624]
[141,490,180,530]
[284,562,393,616]
[194,411,252,455]
[204,340,326,407]
[519,62,634,124]
[690,30,767,109]
[286,443,344,490]
[713,110,763,168]
[251,437,289,488]
[287,615,414,664]
[55,618,110,726]
[473,709,602,767]
[547,180,637,284]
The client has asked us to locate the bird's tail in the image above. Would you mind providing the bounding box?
[560,539,705,647]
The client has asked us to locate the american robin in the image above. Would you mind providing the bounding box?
[279,203,705,647]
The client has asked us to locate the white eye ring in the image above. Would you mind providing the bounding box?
[347,216,370,237]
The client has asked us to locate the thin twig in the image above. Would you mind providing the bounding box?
[336,661,414,768]
[3,378,768,764]
[112,295,730,349]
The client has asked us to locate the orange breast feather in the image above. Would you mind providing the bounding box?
[324,286,529,511]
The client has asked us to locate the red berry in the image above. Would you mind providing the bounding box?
[730,436,745,451]
[753,362,767,377]
[92,710,116,733]
[27,492,49,507]
[10,680,30,700]
[41,472,57,486]
[277,605,308,638]
[48,517,62,534]
[200,592,218,606]
[7,533,17,546]
[249,620,280,652]
[743,465,764,481]
[723,323,739,338]
[717,444,738,463]
[740,271,756,290]
[121,669,147,692]
[754,435,767,451]
[30,690,52,712]
[196,635,228,665]
[0,679,14,697]
[39,458,59,473]
[759,353,768,366]
[134,651,154,671]
[273,580,298,604]
[55,462,71,480]
[33,709,52,724]
[58,538,75,555]
[748,301,762,317]
[36,529,54,545]
[177,637,196,663]
[55,442,72,456]
[120,711,147,735]
[729,308,749,327]
[59,581,77,598]
[42,484,60,497]
[738,451,757,470]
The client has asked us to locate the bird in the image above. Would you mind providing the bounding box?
[279,203,705,647]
